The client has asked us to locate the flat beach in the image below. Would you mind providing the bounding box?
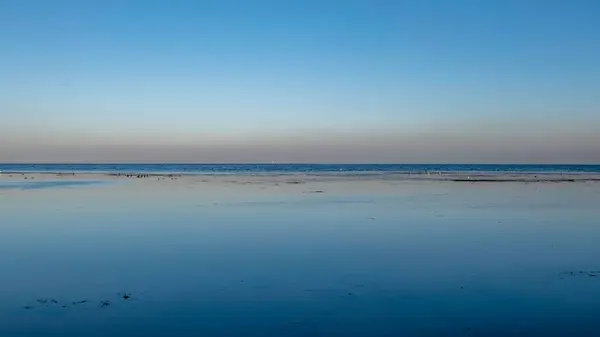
[4,0,599,334]
[2,171,600,336]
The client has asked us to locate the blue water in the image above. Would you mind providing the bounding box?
[2,179,600,336]
[1,163,599,174]
[0,180,109,190]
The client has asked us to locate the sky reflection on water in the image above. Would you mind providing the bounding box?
[1,180,600,336]
[0,180,110,190]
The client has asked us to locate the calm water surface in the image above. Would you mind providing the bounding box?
[1,179,600,336]
[2,163,600,174]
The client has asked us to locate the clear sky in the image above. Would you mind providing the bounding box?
[1,0,599,163]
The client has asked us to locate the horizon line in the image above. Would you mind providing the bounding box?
[1,162,599,166]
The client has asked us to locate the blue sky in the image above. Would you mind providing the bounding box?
[1,0,599,163]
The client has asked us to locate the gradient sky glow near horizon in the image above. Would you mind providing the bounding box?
[1,0,599,163]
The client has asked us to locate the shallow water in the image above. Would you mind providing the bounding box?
[1,178,600,336]
[0,180,110,190]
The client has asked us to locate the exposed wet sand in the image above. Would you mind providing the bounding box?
[3,170,600,183]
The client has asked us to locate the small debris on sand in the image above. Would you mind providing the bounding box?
[36,299,49,304]
[117,292,134,300]
[559,271,600,278]
[27,298,59,309]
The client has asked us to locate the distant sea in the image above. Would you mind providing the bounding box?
[1,163,599,175]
